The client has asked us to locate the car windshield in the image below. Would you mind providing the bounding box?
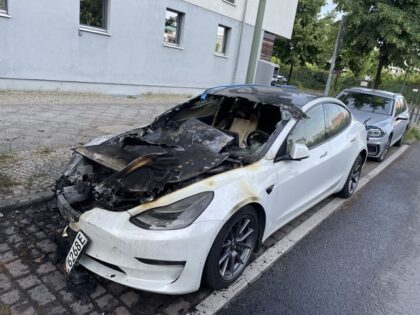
[338,91,394,116]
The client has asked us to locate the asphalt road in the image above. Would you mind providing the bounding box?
[220,143,420,315]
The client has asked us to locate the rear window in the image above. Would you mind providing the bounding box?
[338,91,393,116]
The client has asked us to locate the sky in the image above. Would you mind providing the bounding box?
[320,0,337,17]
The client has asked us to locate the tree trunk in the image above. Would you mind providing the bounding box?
[287,62,294,83]
[374,47,386,89]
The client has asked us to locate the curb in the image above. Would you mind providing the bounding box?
[0,190,55,212]
[191,145,410,315]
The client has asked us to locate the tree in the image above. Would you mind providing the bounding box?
[335,0,420,88]
[273,0,326,82]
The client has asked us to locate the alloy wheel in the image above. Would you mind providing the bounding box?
[348,157,363,194]
[218,215,257,280]
[380,137,391,161]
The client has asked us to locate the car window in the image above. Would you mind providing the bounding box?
[286,105,326,152]
[338,91,393,115]
[324,103,351,139]
[395,99,404,116]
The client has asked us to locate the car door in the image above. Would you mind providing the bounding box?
[269,104,333,228]
[323,103,355,186]
[392,97,410,143]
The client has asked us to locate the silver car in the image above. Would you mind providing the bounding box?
[337,87,410,161]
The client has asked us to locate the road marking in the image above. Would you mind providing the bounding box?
[192,145,410,315]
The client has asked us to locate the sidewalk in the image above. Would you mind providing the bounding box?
[0,91,190,203]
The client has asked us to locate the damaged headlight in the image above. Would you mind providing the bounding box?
[366,126,385,138]
[129,192,214,230]
[63,154,83,176]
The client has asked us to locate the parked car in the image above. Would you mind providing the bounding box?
[271,75,288,86]
[337,87,410,161]
[57,85,367,294]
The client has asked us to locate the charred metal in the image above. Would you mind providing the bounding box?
[57,88,308,213]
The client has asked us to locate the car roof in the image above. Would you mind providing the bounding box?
[204,84,317,108]
[344,87,402,100]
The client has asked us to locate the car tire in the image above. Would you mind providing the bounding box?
[203,206,259,290]
[395,128,407,147]
[338,154,364,199]
[375,136,391,162]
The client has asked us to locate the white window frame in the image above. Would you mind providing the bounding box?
[79,0,110,35]
[163,8,185,48]
[215,25,231,57]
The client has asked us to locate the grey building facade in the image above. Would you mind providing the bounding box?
[0,0,298,94]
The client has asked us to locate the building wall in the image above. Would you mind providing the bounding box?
[0,0,295,94]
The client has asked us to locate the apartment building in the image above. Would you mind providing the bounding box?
[0,0,298,94]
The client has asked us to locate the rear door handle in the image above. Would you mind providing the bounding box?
[320,152,328,158]
[351,137,357,143]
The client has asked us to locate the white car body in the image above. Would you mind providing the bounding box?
[59,87,367,294]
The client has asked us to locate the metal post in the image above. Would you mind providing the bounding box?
[246,0,267,84]
[324,16,346,96]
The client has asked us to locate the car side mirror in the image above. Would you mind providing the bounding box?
[396,114,409,121]
[289,143,310,160]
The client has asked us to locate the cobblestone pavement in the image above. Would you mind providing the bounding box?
[0,91,190,201]
[0,157,388,315]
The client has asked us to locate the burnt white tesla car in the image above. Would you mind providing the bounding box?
[57,85,367,294]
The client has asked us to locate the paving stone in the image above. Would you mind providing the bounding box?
[0,289,21,305]
[0,251,17,264]
[38,239,57,254]
[58,289,74,304]
[95,293,120,312]
[17,274,42,289]
[0,274,12,293]
[89,284,106,299]
[271,229,287,241]
[42,271,66,291]
[5,260,29,277]
[27,284,56,306]
[9,302,35,315]
[6,234,23,244]
[36,261,56,275]
[161,297,191,315]
[107,282,126,295]
[112,305,131,315]
[120,291,139,308]
[44,305,68,315]
[70,301,94,315]
[0,243,10,253]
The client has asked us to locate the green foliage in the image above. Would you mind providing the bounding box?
[0,0,6,10]
[335,0,420,87]
[404,127,420,143]
[273,0,326,80]
[80,0,106,28]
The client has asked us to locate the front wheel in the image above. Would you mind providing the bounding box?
[203,206,259,290]
[338,155,364,198]
[375,136,391,162]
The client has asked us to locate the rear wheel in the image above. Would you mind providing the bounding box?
[203,206,258,289]
[338,155,364,198]
[395,128,407,147]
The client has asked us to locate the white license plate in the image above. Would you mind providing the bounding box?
[65,231,89,276]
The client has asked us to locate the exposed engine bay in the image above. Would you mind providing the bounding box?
[57,90,305,212]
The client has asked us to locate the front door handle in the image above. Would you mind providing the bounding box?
[320,152,328,158]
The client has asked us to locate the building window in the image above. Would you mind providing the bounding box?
[215,25,230,55]
[164,9,183,46]
[80,0,108,30]
[0,0,8,13]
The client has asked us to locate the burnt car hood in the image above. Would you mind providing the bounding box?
[73,119,233,196]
